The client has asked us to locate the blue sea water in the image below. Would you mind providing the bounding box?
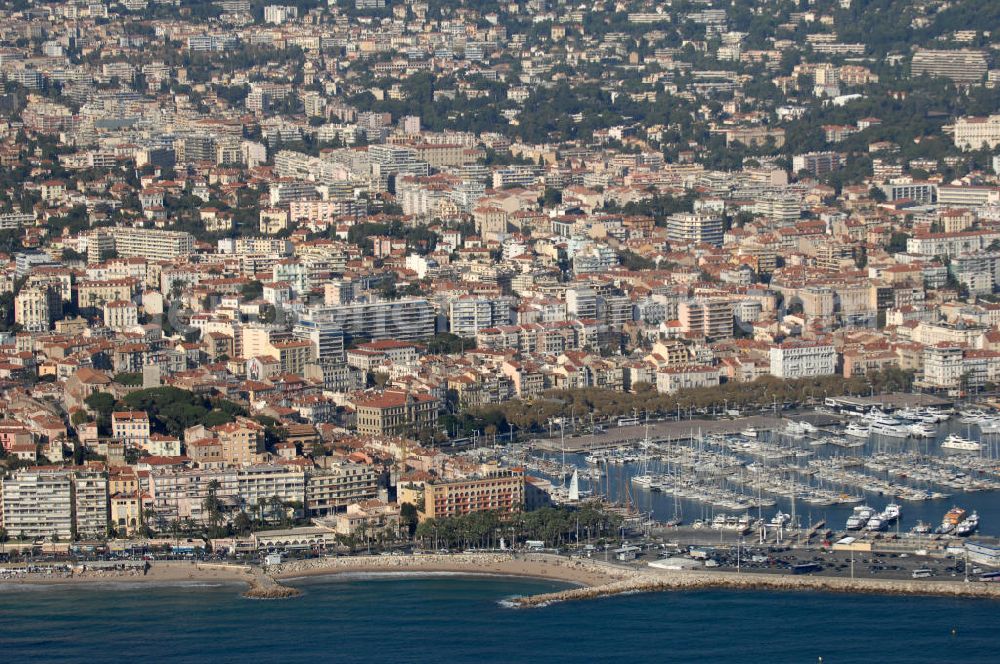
[1,574,997,663]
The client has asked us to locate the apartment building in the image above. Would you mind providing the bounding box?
[768,342,837,379]
[679,298,733,340]
[665,212,724,247]
[422,470,525,520]
[107,228,195,260]
[792,151,843,176]
[346,340,422,371]
[655,365,720,394]
[293,316,347,363]
[266,339,316,375]
[213,418,266,467]
[953,115,1000,150]
[112,411,151,450]
[236,465,306,512]
[305,463,380,516]
[15,284,61,332]
[907,231,1000,258]
[911,48,988,84]
[354,391,439,436]
[1,470,73,540]
[306,298,436,342]
[73,471,110,539]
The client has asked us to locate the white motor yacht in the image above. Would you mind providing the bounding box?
[844,421,870,438]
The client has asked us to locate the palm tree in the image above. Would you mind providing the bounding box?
[202,479,223,535]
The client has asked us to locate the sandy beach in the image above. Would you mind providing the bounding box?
[0,554,620,593]
[1,561,255,587]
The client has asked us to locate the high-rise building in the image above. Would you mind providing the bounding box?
[1,470,73,540]
[792,151,843,176]
[665,213,724,247]
[679,298,733,340]
[565,287,598,320]
[294,315,347,363]
[307,298,436,342]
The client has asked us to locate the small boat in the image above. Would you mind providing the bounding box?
[959,409,988,424]
[741,426,758,438]
[783,421,807,438]
[770,511,791,528]
[910,521,932,535]
[631,474,654,489]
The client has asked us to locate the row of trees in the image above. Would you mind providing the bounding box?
[465,370,915,434]
[414,502,624,550]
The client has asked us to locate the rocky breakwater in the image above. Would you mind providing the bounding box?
[274,552,520,577]
[243,569,302,600]
[271,551,627,588]
[511,568,1000,608]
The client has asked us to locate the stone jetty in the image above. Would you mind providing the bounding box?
[242,570,302,599]
[511,566,1000,607]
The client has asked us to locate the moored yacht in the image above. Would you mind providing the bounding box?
[870,421,909,438]
[977,417,1000,434]
[908,421,936,438]
[846,505,875,531]
[941,435,981,452]
[865,514,886,531]
[844,421,870,438]
[881,503,901,524]
[955,512,980,537]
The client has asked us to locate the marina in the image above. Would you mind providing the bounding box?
[486,396,1000,539]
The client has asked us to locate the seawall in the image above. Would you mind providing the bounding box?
[511,566,1000,607]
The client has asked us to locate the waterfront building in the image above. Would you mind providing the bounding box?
[422,470,525,520]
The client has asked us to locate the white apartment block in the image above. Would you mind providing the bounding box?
[111,228,195,260]
[237,465,306,511]
[953,115,1000,151]
[305,463,379,516]
[1,470,73,540]
[769,342,836,379]
[655,365,720,394]
[907,231,1000,258]
[450,297,496,337]
[15,284,59,332]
